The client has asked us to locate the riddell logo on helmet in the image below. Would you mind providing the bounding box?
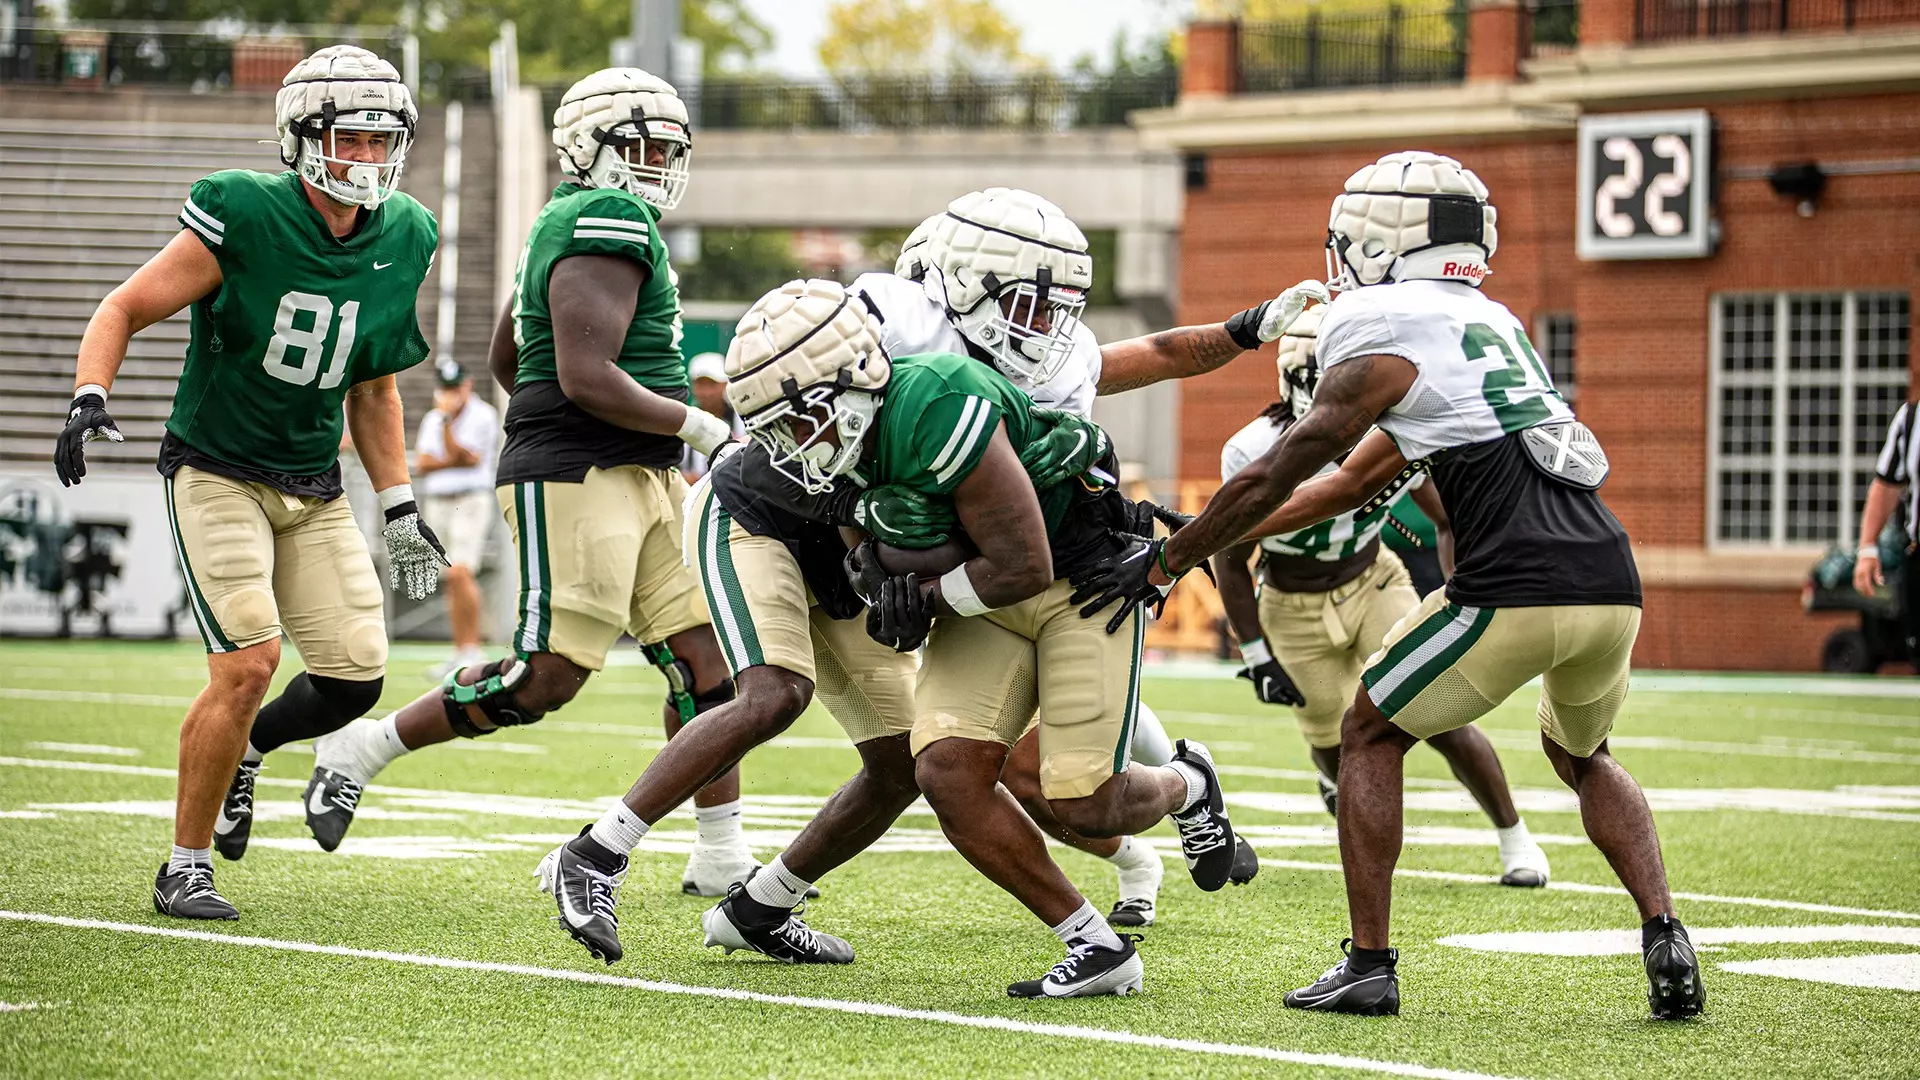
[1443,262,1488,279]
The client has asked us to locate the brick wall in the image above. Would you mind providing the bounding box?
[1174,92,1920,670]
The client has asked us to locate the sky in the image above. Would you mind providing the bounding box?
[738,0,1187,76]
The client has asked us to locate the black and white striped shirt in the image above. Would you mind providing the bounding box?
[1875,402,1919,545]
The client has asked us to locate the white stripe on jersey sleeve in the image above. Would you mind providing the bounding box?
[179,197,224,245]
[1875,403,1912,483]
[935,397,995,486]
[576,215,649,233]
[571,229,652,244]
[927,396,983,476]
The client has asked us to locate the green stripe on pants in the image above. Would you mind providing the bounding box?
[163,475,236,653]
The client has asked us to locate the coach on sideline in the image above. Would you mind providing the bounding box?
[1855,392,1919,658]
[416,358,500,678]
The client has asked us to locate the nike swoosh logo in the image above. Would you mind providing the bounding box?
[308,785,334,817]
[213,811,241,835]
[373,260,393,270]
[558,879,598,928]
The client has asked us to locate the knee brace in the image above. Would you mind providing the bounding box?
[441,659,541,738]
[693,677,736,716]
[643,642,698,721]
[250,673,386,754]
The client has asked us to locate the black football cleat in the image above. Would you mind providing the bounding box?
[152,862,239,921]
[1107,897,1155,928]
[535,828,629,965]
[1008,935,1144,999]
[1284,940,1400,1016]
[303,767,364,853]
[1169,740,1238,892]
[1643,915,1706,1020]
[1228,835,1260,885]
[1316,774,1338,818]
[702,884,853,964]
[212,760,260,861]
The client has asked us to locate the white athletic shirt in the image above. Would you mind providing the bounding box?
[851,271,1102,420]
[415,397,500,497]
[1220,415,1415,561]
[1315,280,1570,460]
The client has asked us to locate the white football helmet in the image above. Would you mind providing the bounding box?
[725,280,891,494]
[553,68,692,212]
[894,213,942,281]
[1276,303,1325,420]
[276,45,416,209]
[926,188,1094,384]
[1326,151,1498,291]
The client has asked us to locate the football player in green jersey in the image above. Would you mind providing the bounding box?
[53,45,444,920]
[676,280,1242,998]
[302,68,753,916]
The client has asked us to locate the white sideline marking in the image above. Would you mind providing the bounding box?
[27,741,140,757]
[1259,860,1920,922]
[0,912,1521,1080]
[1721,954,1920,993]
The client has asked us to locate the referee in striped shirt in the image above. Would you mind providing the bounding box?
[1855,397,1920,655]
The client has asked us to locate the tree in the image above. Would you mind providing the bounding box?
[817,0,1034,75]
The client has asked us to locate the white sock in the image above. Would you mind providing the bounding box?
[241,742,264,766]
[1497,820,1535,856]
[1051,900,1123,951]
[588,803,650,856]
[744,855,812,911]
[1169,761,1208,813]
[693,799,744,849]
[168,845,211,872]
[1103,835,1159,873]
[375,714,409,760]
[1129,702,1175,767]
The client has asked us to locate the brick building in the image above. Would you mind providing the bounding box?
[1135,0,1920,671]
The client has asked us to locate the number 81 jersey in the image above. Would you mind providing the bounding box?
[1314,279,1568,461]
[169,169,437,476]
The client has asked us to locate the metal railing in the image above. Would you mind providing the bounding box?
[1529,0,1583,56]
[538,71,1179,133]
[1635,0,1917,39]
[0,21,410,92]
[1238,5,1467,94]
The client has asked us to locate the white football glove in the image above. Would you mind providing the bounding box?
[377,486,449,601]
[1225,280,1332,348]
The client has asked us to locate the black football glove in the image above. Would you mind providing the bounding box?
[382,501,450,601]
[843,538,887,605]
[54,392,123,487]
[1240,658,1306,707]
[1126,499,1193,539]
[866,573,933,653]
[1068,536,1175,635]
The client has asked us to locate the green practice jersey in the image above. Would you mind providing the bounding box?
[865,353,1074,534]
[509,183,686,395]
[169,170,436,477]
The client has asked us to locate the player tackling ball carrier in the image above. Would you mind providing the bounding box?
[1072,151,1703,1020]
[53,45,444,919]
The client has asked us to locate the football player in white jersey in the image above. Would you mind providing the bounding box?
[1211,305,1550,885]
[1073,152,1701,1021]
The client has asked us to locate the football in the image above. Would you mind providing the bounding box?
[873,536,978,577]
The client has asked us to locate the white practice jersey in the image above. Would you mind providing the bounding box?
[1315,280,1569,461]
[1221,415,1415,561]
[851,271,1101,419]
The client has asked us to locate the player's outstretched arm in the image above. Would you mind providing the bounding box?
[1241,428,1407,541]
[1212,541,1263,647]
[1162,354,1415,578]
[57,230,223,486]
[1411,478,1455,578]
[1095,281,1328,395]
[349,375,448,601]
[551,254,730,454]
[934,423,1054,615]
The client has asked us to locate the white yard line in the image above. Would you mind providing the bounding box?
[0,687,196,708]
[0,910,1519,1080]
[1483,731,1920,766]
[1138,665,1920,700]
[25,742,140,757]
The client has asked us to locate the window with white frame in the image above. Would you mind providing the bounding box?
[1710,292,1910,546]
[1535,313,1577,406]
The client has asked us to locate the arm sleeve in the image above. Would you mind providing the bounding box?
[910,390,1004,496]
[1876,403,1912,484]
[1315,303,1410,373]
[178,175,236,263]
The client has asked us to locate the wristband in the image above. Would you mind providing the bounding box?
[1223,304,1266,351]
[1856,546,1880,560]
[73,383,109,404]
[678,406,732,456]
[938,564,991,617]
[1240,638,1274,667]
[376,484,416,513]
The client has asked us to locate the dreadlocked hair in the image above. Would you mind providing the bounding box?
[1259,401,1291,424]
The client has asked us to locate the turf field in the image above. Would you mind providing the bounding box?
[1,639,1917,1078]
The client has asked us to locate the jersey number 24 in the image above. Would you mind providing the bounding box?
[1462,322,1562,434]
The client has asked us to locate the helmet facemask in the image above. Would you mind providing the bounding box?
[1276,304,1324,420]
[743,375,882,494]
[952,265,1088,384]
[583,118,690,211]
[292,102,412,209]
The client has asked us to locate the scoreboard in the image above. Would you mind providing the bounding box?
[1576,110,1713,261]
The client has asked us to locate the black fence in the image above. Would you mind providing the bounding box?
[539,71,1178,133]
[1238,5,1467,93]
[1635,0,1912,39]
[0,22,408,92]
[1529,0,1583,55]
